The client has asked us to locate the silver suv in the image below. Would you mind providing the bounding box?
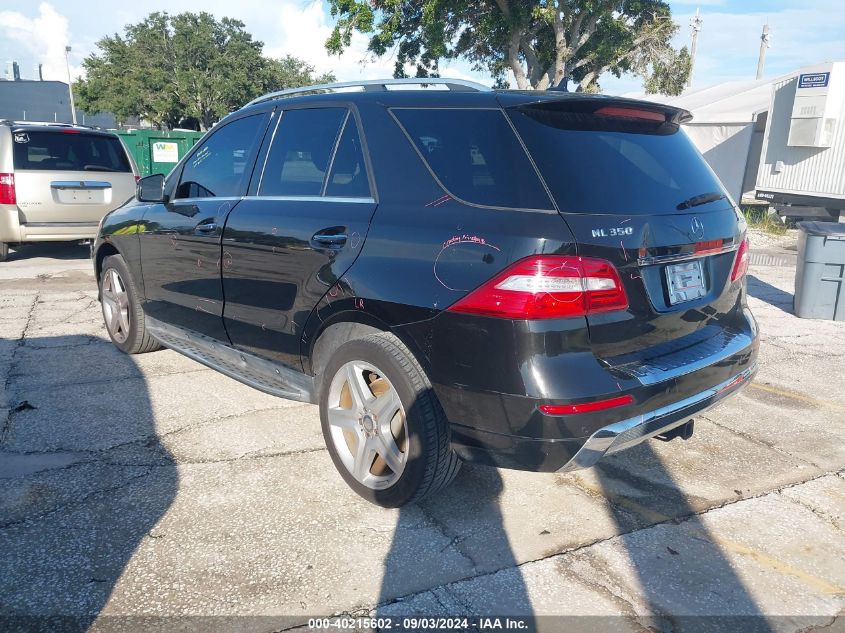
[0,121,138,261]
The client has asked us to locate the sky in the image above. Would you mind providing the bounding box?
[1,0,844,96]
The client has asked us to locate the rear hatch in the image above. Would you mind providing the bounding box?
[11,128,136,226]
[507,98,747,362]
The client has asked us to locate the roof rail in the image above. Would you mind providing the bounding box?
[245,78,491,107]
[0,120,99,130]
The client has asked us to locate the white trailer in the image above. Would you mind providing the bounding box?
[756,62,845,221]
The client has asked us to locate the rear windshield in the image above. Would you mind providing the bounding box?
[12,131,132,173]
[392,108,553,210]
[508,106,727,215]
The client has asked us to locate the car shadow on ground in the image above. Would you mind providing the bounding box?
[592,442,775,632]
[5,242,92,262]
[0,335,177,631]
[747,274,794,314]
[373,391,775,630]
[374,391,535,626]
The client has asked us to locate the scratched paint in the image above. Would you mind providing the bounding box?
[425,194,451,208]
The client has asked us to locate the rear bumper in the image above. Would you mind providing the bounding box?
[19,222,100,241]
[0,205,99,243]
[558,363,757,473]
[448,362,757,472]
[434,307,759,472]
[0,205,20,242]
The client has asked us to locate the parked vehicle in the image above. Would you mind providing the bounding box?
[92,79,759,507]
[0,121,138,261]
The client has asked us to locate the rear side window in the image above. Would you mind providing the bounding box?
[509,106,727,215]
[175,114,267,199]
[325,116,370,198]
[12,131,131,172]
[259,108,347,197]
[391,108,553,210]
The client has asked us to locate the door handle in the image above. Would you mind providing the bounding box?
[312,233,348,247]
[195,222,218,233]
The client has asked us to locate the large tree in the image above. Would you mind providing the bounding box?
[326,0,689,93]
[76,12,335,130]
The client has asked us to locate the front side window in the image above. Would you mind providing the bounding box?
[259,108,348,197]
[392,108,553,210]
[175,114,267,199]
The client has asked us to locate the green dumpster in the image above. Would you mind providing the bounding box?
[115,129,205,178]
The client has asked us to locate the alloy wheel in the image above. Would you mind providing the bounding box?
[102,268,131,344]
[326,361,408,489]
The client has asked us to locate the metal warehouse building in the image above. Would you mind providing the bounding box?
[0,78,115,128]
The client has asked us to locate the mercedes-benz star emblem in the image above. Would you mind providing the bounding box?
[690,216,704,239]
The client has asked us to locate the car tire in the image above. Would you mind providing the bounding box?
[100,254,161,355]
[0,242,8,262]
[319,332,461,507]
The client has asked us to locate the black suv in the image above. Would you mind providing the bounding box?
[93,79,759,507]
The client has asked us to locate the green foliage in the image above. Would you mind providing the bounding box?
[644,45,691,96]
[743,206,788,235]
[75,12,335,130]
[325,0,687,92]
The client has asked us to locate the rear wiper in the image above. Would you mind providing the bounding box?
[676,191,725,210]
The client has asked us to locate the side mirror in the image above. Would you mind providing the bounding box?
[137,174,167,203]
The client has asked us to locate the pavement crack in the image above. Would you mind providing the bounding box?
[0,403,310,458]
[1,292,39,445]
[561,554,662,632]
[417,503,478,572]
[797,613,843,633]
[703,416,823,469]
[0,466,154,530]
[776,489,845,535]
[175,445,326,465]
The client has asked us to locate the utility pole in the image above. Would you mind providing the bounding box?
[64,45,77,125]
[756,23,771,80]
[688,8,703,88]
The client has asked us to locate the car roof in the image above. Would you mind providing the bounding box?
[234,85,691,124]
[0,120,119,137]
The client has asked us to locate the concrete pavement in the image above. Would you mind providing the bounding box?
[0,234,843,631]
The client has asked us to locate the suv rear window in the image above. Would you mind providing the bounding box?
[12,131,132,173]
[392,108,553,211]
[508,106,727,215]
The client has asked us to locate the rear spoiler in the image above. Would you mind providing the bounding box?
[504,94,692,134]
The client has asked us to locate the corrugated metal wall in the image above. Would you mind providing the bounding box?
[756,76,845,198]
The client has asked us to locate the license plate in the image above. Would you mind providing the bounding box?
[56,189,105,204]
[665,260,706,305]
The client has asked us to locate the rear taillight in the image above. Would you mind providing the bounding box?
[594,106,666,122]
[0,173,15,205]
[731,237,749,282]
[447,255,628,319]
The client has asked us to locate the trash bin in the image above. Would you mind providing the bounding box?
[115,129,205,178]
[794,221,845,320]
